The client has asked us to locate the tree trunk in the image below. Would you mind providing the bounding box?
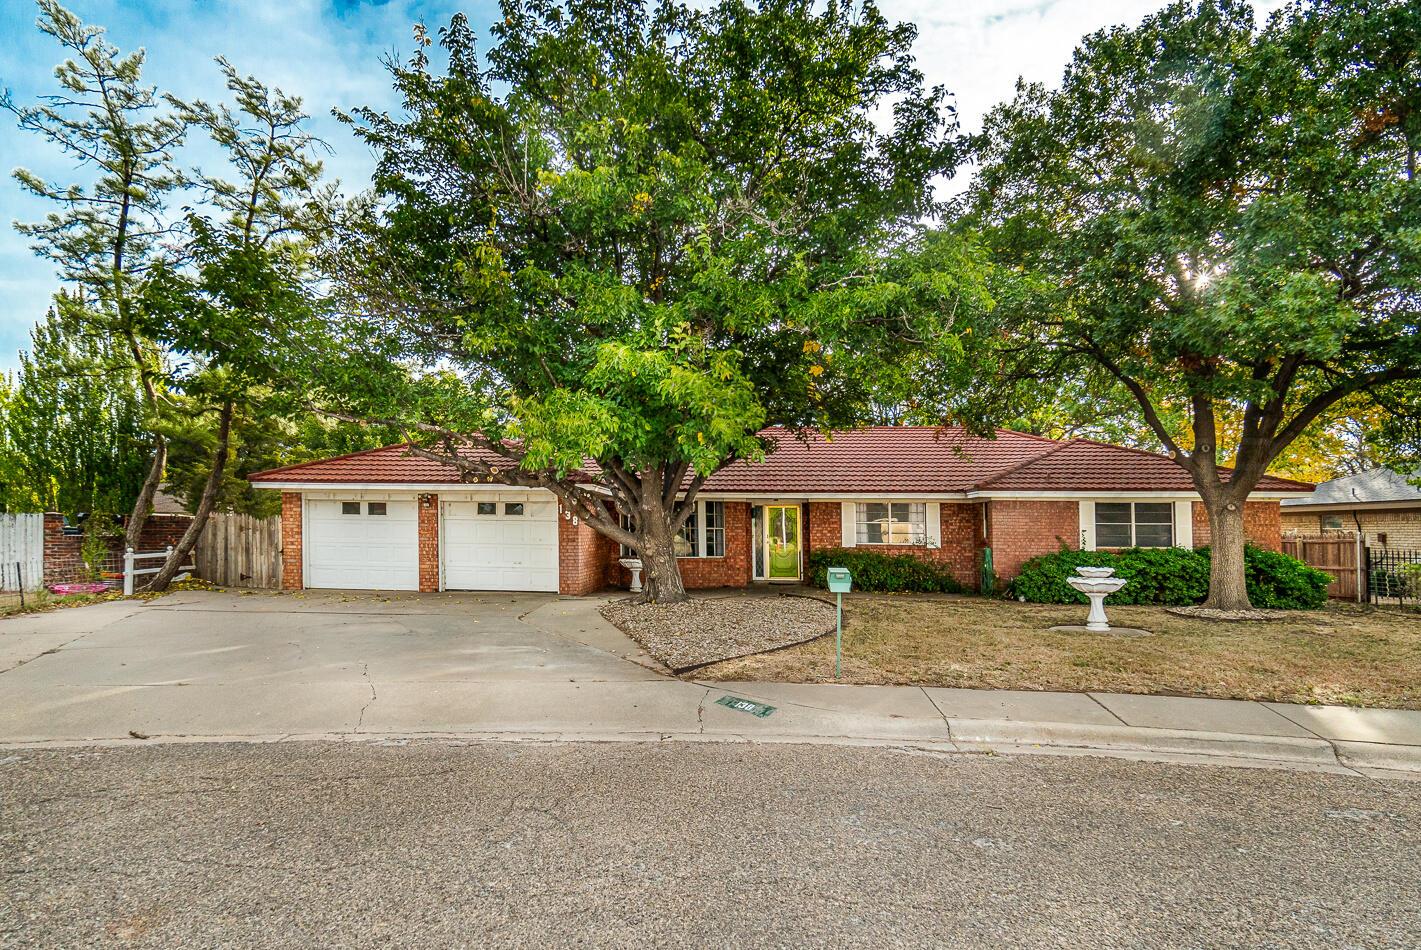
[634,487,689,605]
[1202,499,1252,611]
[144,403,233,593]
[126,434,167,550]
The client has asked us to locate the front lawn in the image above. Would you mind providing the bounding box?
[695,593,1421,709]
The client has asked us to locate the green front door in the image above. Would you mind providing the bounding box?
[766,505,801,580]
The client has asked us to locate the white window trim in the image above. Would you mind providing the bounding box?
[1087,500,1179,550]
[851,501,936,548]
[1081,499,1193,551]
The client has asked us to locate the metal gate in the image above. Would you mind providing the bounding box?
[1366,546,1421,607]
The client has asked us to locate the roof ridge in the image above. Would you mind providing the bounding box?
[247,443,415,481]
[990,427,1063,443]
[968,438,1075,490]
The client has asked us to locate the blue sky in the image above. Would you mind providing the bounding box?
[0,0,1282,374]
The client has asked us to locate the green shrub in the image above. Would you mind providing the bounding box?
[807,547,966,594]
[1005,547,1119,605]
[80,511,113,582]
[1238,545,1331,610]
[1010,544,1330,610]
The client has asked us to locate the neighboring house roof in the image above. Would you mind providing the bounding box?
[151,489,189,514]
[249,427,1314,497]
[1280,468,1421,508]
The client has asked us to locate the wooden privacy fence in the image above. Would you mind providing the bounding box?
[193,513,282,588]
[1282,534,1361,601]
[0,513,45,592]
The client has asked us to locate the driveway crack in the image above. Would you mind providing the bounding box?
[919,686,954,742]
[696,686,710,734]
[354,663,377,733]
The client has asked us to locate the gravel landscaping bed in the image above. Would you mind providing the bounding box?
[600,593,838,671]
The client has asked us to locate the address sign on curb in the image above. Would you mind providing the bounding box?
[714,695,776,718]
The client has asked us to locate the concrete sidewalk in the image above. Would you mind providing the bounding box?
[1,592,1419,778]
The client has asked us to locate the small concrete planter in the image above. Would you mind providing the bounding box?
[617,558,644,593]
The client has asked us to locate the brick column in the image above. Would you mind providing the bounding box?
[418,494,440,592]
[280,492,303,590]
[559,508,609,595]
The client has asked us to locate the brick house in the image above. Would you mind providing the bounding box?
[1281,468,1421,551]
[248,427,1310,596]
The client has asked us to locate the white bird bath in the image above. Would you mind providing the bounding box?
[1065,566,1128,632]
[618,558,644,593]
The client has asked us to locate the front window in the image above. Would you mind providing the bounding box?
[1096,502,1174,548]
[702,501,725,557]
[620,501,726,558]
[855,502,927,545]
[675,508,698,557]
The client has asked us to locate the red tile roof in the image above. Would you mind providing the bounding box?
[700,427,1058,493]
[971,438,1313,493]
[247,427,1313,495]
[247,443,537,484]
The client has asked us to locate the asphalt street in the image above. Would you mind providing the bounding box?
[2,740,1418,949]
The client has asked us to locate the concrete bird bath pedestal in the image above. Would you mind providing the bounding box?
[1066,566,1128,632]
[618,558,644,594]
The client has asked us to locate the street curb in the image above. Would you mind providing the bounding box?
[944,718,1342,766]
[1333,739,1421,774]
[1,721,1414,777]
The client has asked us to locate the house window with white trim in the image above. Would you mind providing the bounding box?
[620,500,725,558]
[702,501,725,557]
[1095,502,1174,548]
[855,502,927,545]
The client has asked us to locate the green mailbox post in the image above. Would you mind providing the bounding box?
[826,567,852,679]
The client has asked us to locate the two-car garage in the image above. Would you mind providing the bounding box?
[301,491,560,592]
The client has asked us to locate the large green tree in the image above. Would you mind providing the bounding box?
[136,63,329,590]
[967,0,1421,609]
[4,0,187,544]
[0,310,149,515]
[324,0,984,602]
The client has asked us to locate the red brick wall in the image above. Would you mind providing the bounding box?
[418,494,439,592]
[804,501,986,589]
[988,499,1080,581]
[559,509,612,596]
[1191,500,1283,552]
[281,492,303,590]
[604,501,753,590]
[42,512,193,586]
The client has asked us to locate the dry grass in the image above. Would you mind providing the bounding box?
[696,593,1421,709]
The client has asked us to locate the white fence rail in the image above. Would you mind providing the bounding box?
[0,513,45,591]
[123,547,194,595]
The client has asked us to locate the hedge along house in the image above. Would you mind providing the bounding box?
[247,427,1312,596]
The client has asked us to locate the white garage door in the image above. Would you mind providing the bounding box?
[306,498,419,590]
[442,495,559,592]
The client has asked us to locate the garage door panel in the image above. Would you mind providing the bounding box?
[442,496,559,592]
[306,499,419,590]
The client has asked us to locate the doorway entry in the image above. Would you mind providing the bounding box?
[754,504,801,581]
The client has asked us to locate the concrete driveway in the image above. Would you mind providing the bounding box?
[0,589,686,743]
